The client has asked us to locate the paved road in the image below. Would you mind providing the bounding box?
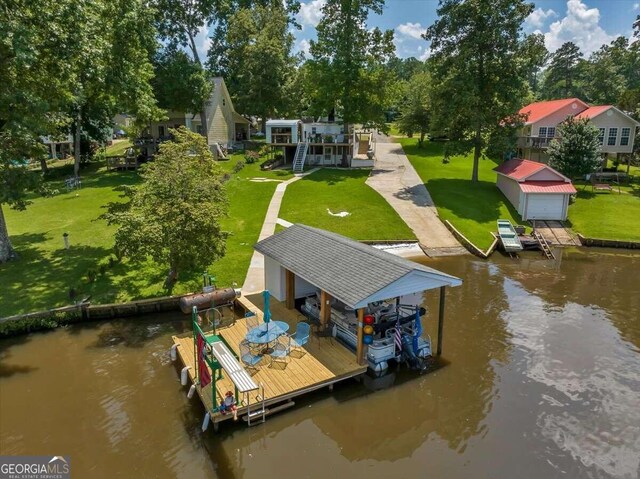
[366,138,467,256]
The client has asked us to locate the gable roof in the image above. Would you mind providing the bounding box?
[519,98,588,125]
[254,224,462,309]
[575,105,640,126]
[519,181,577,194]
[494,159,569,182]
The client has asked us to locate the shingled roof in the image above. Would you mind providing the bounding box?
[254,225,462,309]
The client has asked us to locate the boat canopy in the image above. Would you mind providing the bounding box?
[254,224,462,309]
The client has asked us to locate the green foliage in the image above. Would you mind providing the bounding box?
[424,0,534,182]
[547,117,602,179]
[212,3,298,123]
[102,128,228,291]
[244,151,260,164]
[396,72,432,146]
[0,309,82,337]
[233,160,246,172]
[540,41,587,99]
[307,0,396,128]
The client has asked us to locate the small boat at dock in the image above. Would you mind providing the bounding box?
[497,219,523,252]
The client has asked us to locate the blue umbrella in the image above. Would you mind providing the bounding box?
[262,290,271,323]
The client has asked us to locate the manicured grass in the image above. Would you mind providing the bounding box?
[105,139,132,156]
[399,139,525,250]
[568,183,640,241]
[279,169,416,241]
[0,161,277,317]
[218,153,294,180]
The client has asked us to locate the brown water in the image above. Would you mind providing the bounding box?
[1,249,639,479]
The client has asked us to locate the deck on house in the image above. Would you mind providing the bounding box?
[172,293,367,425]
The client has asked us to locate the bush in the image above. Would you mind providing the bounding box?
[233,160,245,172]
[244,151,260,164]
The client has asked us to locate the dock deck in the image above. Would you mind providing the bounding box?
[172,293,367,426]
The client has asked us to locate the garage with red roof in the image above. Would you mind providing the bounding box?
[494,159,577,221]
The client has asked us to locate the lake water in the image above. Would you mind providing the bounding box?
[1,248,639,478]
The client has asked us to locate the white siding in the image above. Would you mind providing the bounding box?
[294,276,317,299]
[496,175,522,210]
[528,169,566,182]
[264,256,285,302]
[524,194,568,221]
[590,109,638,154]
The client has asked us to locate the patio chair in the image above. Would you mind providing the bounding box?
[239,339,262,374]
[269,335,291,369]
[245,312,259,334]
[289,322,310,350]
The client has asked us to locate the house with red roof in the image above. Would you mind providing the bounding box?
[494,159,577,221]
[516,98,639,163]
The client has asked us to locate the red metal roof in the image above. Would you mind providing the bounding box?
[518,98,586,124]
[494,159,546,181]
[574,105,612,120]
[520,181,577,194]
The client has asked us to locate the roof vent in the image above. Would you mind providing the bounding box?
[572,103,578,109]
[606,110,613,116]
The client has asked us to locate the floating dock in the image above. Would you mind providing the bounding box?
[172,293,367,429]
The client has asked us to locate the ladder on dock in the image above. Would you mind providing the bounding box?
[292,141,309,173]
[243,383,296,426]
[532,229,555,260]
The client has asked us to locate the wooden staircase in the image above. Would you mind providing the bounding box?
[292,141,309,173]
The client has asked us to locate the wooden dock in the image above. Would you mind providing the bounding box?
[172,293,366,427]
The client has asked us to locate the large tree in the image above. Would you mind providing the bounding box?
[424,0,535,182]
[541,42,587,100]
[102,128,228,291]
[215,2,297,130]
[547,117,601,179]
[307,0,396,128]
[396,72,432,146]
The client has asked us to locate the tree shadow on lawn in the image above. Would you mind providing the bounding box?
[424,178,523,224]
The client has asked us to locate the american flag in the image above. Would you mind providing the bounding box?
[394,316,403,353]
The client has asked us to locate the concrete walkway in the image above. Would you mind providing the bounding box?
[366,140,467,256]
[242,169,319,293]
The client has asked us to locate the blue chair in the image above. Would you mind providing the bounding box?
[290,322,310,350]
[239,339,262,373]
[269,335,291,369]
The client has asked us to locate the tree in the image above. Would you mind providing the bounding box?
[307,0,396,128]
[541,42,586,99]
[547,117,601,179]
[102,128,228,291]
[215,3,297,131]
[521,33,548,98]
[152,0,224,143]
[396,72,432,146]
[424,0,534,182]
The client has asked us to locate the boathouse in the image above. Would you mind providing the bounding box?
[171,224,462,430]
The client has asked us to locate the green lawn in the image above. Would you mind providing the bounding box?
[105,139,132,156]
[0,160,277,317]
[399,139,525,250]
[568,183,640,241]
[279,168,416,241]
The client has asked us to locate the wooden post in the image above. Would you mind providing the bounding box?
[285,269,295,309]
[356,308,365,365]
[319,290,332,330]
[437,286,446,356]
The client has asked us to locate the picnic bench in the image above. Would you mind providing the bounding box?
[589,173,621,194]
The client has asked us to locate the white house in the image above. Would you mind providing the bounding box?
[516,98,639,164]
[494,159,577,221]
[265,118,374,171]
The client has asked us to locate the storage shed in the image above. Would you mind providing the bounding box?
[494,159,577,221]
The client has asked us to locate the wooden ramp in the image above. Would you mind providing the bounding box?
[532,220,579,247]
[172,294,366,427]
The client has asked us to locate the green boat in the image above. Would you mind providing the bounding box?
[497,219,523,252]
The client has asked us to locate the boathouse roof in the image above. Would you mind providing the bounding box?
[254,224,462,309]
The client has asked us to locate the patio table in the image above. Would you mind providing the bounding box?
[245,321,290,346]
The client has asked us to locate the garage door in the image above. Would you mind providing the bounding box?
[525,194,565,220]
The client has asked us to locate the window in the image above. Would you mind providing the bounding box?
[607,128,618,146]
[538,127,547,137]
[598,128,605,146]
[620,128,631,146]
[222,98,226,106]
[546,127,556,138]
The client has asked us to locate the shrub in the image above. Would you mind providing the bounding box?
[233,160,245,172]
[244,151,260,164]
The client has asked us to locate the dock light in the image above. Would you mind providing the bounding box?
[63,232,69,250]
[362,315,375,345]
